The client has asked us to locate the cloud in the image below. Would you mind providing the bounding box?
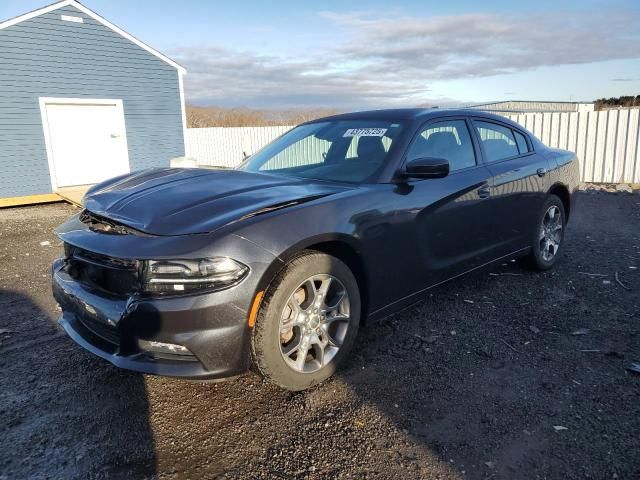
[326,11,640,78]
[174,8,640,108]
[174,44,444,109]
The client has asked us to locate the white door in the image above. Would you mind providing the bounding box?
[42,100,130,187]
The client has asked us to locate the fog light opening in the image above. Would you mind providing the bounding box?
[138,339,191,356]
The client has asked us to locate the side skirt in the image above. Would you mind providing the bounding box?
[367,246,531,323]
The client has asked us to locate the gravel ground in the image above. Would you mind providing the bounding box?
[1,191,639,480]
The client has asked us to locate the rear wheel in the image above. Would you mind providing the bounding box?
[251,251,360,391]
[523,194,565,271]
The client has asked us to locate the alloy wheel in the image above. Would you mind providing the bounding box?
[278,274,350,373]
[539,205,563,261]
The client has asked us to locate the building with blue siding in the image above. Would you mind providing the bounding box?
[0,0,187,202]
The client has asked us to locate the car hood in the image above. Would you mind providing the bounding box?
[82,168,352,236]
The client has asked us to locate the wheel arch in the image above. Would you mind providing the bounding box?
[548,182,571,221]
[254,234,371,324]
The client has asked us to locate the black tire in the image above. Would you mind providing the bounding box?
[251,251,361,391]
[522,194,566,271]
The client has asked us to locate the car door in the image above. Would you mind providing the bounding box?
[398,118,502,289]
[470,119,551,254]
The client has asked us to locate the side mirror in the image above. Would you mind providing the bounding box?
[403,157,449,179]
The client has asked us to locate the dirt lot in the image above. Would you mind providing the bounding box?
[1,191,639,480]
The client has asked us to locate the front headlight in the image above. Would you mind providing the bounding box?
[142,257,249,294]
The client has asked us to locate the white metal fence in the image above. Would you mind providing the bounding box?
[187,126,292,168]
[503,110,640,183]
[187,109,640,183]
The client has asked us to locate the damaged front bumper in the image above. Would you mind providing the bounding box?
[51,214,281,380]
[53,258,252,379]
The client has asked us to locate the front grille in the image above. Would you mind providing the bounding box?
[65,244,140,296]
[77,315,120,345]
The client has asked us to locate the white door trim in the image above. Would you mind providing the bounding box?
[39,97,129,190]
[178,72,189,157]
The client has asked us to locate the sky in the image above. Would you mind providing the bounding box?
[2,0,640,109]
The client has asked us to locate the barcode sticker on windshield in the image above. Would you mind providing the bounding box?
[343,128,387,137]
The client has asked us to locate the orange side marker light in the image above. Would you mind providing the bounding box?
[247,291,264,328]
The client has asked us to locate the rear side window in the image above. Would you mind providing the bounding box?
[513,130,530,154]
[407,120,476,172]
[474,121,519,162]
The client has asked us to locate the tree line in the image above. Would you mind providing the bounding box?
[186,105,338,128]
[187,97,640,128]
[594,95,640,110]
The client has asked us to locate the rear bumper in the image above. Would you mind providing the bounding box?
[52,258,253,380]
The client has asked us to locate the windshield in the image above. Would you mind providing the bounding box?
[239,120,404,183]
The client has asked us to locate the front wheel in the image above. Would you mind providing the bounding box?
[251,251,361,391]
[523,194,566,271]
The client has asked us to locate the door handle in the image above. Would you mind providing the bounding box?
[477,186,490,199]
[537,168,547,177]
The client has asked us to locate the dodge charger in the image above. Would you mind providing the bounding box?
[52,109,580,390]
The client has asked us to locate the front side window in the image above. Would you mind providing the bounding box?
[240,121,404,183]
[406,120,476,171]
[474,121,519,162]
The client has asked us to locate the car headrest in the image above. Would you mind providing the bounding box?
[425,131,458,156]
[357,136,386,162]
[483,139,513,159]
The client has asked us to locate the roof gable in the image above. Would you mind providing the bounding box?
[0,0,185,74]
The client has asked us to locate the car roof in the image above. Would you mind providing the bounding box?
[304,108,517,126]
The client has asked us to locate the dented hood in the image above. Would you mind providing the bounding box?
[82,168,350,236]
